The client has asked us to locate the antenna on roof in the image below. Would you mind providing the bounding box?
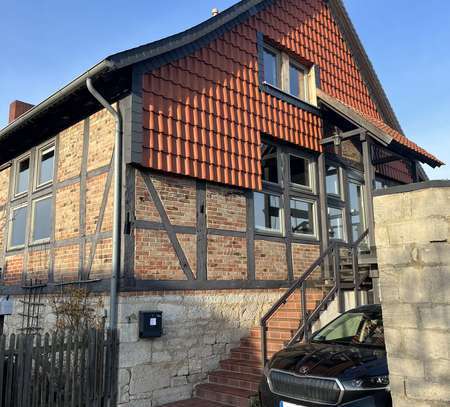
[211,8,219,16]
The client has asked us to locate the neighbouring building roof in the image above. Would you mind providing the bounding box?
[0,0,443,169]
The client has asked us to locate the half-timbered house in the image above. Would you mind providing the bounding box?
[0,0,443,405]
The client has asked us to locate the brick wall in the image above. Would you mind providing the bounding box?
[0,106,116,286]
[292,243,320,279]
[374,184,450,406]
[255,240,288,280]
[206,185,246,231]
[134,169,320,283]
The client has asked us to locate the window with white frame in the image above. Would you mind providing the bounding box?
[15,156,30,196]
[254,140,318,239]
[8,140,56,249]
[35,145,55,188]
[31,196,52,243]
[9,205,27,248]
[254,192,282,233]
[261,42,315,104]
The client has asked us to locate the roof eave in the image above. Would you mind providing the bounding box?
[0,59,115,143]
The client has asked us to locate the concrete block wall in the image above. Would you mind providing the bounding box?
[373,183,450,407]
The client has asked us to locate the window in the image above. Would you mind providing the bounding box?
[289,63,308,101]
[290,155,311,188]
[15,157,30,196]
[31,196,52,243]
[290,198,315,236]
[9,205,27,248]
[255,141,318,240]
[325,165,340,196]
[328,207,344,240]
[254,192,282,233]
[261,143,279,183]
[36,145,55,187]
[263,47,279,87]
[260,40,315,105]
[8,139,56,250]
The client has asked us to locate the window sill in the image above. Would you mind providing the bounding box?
[260,82,321,117]
[29,239,51,247]
[6,245,25,253]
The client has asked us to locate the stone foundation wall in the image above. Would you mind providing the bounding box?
[116,289,285,406]
[373,183,450,407]
[1,293,109,335]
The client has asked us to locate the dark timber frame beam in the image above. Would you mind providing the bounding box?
[140,171,195,280]
[361,132,376,249]
[320,127,365,145]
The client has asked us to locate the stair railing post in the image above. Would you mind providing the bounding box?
[352,246,361,307]
[333,246,344,313]
[260,324,267,365]
[301,285,309,342]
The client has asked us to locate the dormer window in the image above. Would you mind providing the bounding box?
[289,63,309,102]
[263,47,279,87]
[259,37,317,107]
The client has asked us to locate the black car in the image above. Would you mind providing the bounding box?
[260,304,391,407]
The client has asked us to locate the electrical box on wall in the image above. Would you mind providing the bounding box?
[139,311,162,338]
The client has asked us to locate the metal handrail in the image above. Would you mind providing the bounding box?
[260,229,370,364]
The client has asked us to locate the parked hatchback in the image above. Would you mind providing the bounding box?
[260,304,391,407]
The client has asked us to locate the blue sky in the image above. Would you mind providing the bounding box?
[0,0,449,179]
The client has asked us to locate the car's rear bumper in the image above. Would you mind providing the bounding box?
[259,377,392,407]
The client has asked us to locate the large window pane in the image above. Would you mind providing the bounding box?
[10,206,27,247]
[328,207,344,240]
[289,64,308,101]
[290,198,315,236]
[348,180,365,242]
[254,192,282,233]
[326,165,340,196]
[261,143,278,183]
[290,155,310,188]
[16,158,30,195]
[263,48,278,86]
[37,147,55,186]
[32,197,52,242]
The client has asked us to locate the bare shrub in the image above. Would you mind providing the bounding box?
[51,286,105,334]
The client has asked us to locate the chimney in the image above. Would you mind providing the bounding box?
[9,100,34,123]
[211,7,219,16]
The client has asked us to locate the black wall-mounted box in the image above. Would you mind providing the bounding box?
[139,311,163,338]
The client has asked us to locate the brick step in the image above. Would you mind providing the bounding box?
[219,358,263,375]
[195,383,255,407]
[208,370,261,392]
[240,337,286,353]
[267,317,301,330]
[160,398,224,407]
[230,346,263,362]
[249,327,294,340]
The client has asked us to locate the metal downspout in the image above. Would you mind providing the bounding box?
[86,78,122,330]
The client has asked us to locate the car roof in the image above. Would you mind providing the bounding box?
[347,304,382,315]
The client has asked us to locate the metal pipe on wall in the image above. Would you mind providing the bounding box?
[86,78,122,330]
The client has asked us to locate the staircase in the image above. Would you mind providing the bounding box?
[161,231,376,407]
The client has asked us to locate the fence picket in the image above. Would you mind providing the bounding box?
[64,334,73,406]
[70,334,79,407]
[0,328,117,407]
[0,335,5,407]
[48,331,57,407]
[56,331,65,407]
[15,334,25,407]
[79,331,87,407]
[41,333,51,407]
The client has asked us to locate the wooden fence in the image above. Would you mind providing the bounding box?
[0,328,118,407]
